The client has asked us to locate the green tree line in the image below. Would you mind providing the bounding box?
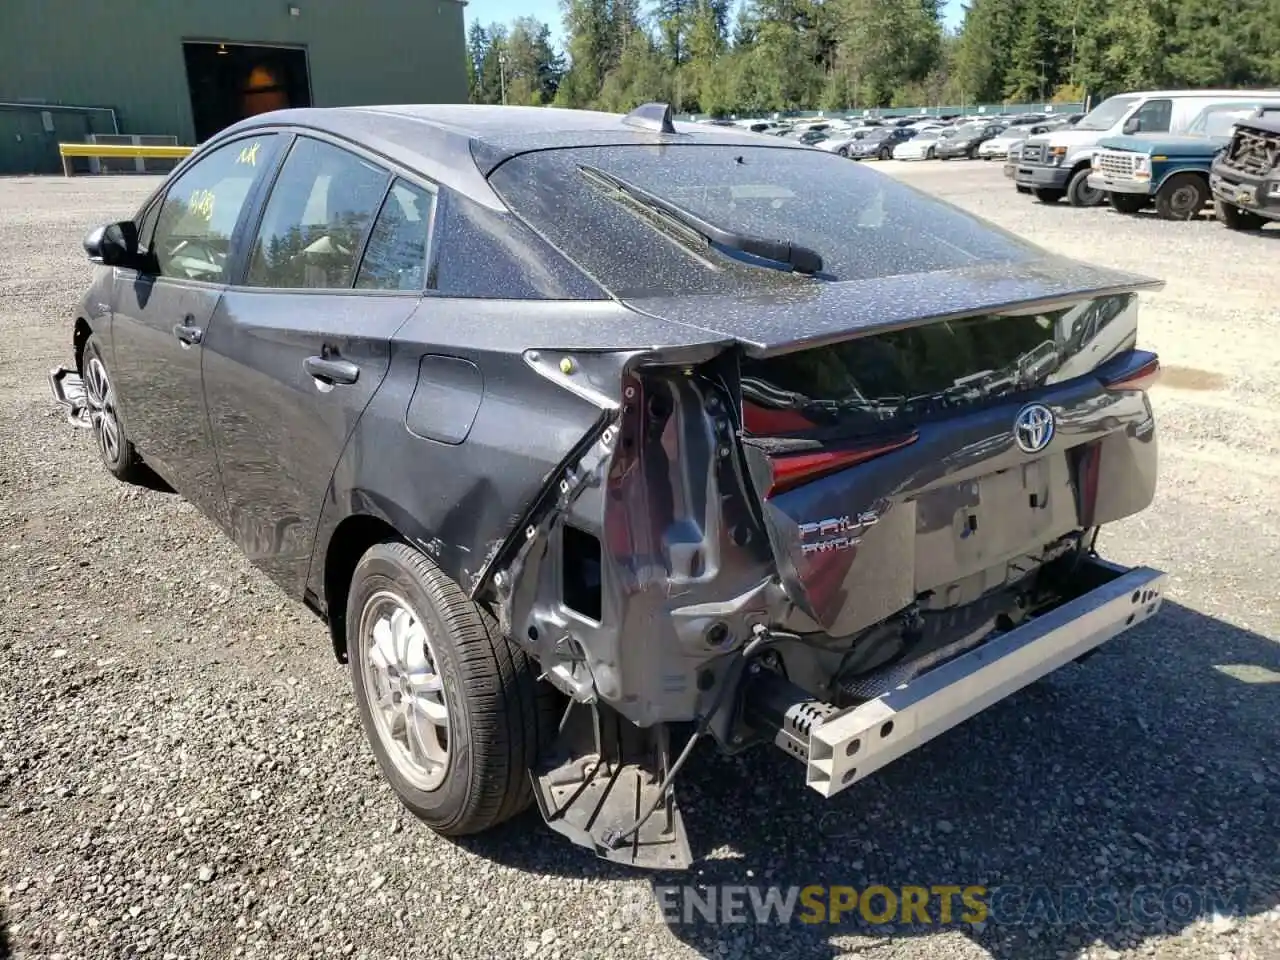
[467,0,1280,115]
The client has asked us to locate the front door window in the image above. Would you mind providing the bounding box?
[149,134,281,282]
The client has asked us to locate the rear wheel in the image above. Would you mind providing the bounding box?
[1215,199,1268,231]
[878,146,891,160]
[1109,193,1149,215]
[81,334,145,483]
[1154,173,1208,220]
[837,146,850,158]
[1034,188,1065,204]
[1067,167,1105,207]
[346,541,558,835]
[925,147,935,160]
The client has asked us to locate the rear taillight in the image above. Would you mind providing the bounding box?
[766,433,918,496]
[1103,353,1161,392]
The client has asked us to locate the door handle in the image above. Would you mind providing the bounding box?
[304,356,359,386]
[173,322,203,346]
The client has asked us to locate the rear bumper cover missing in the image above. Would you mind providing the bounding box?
[795,558,1165,797]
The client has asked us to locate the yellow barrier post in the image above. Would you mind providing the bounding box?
[58,143,195,176]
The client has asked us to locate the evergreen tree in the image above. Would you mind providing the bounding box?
[466,0,1279,115]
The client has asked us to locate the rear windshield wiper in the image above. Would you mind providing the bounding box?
[579,164,824,275]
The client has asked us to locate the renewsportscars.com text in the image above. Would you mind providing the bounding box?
[649,883,1250,928]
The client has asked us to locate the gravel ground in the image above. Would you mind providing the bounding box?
[1,163,1278,960]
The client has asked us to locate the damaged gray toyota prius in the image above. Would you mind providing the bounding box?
[51,102,1167,869]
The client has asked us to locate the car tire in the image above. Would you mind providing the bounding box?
[346,541,558,836]
[81,334,145,484]
[926,147,935,160]
[879,147,891,160]
[1066,167,1106,207]
[837,146,850,158]
[1109,193,1149,215]
[1033,188,1065,204]
[1214,199,1268,231]
[1153,173,1209,220]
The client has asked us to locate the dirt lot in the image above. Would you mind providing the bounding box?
[1,162,1278,960]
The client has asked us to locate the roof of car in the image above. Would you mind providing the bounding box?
[213,104,801,210]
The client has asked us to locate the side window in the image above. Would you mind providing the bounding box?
[151,135,279,281]
[354,179,434,291]
[1131,99,1173,133]
[247,137,389,290]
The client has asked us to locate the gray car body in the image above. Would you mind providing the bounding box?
[72,104,1162,733]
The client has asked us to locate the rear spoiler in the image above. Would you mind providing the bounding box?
[621,256,1165,359]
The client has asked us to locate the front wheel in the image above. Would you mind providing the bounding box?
[1109,192,1149,215]
[1215,199,1268,231]
[1067,167,1106,207]
[926,147,935,160]
[1151,173,1208,220]
[81,334,145,483]
[347,542,557,835]
[837,146,850,158]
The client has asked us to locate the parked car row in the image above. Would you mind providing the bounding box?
[710,110,1084,163]
[888,115,1078,162]
[1008,88,1280,230]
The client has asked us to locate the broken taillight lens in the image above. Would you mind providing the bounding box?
[766,433,918,496]
[1102,353,1161,392]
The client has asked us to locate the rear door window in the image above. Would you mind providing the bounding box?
[489,144,1040,298]
[246,136,389,290]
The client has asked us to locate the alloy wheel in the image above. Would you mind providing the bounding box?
[359,590,452,791]
[84,356,120,465]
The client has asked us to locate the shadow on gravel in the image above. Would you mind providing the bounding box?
[464,601,1279,959]
[129,463,175,494]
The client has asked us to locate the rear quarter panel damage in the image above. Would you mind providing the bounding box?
[303,297,727,618]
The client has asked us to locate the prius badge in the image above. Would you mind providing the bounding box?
[1014,402,1055,454]
[798,509,882,556]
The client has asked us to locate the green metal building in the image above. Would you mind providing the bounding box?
[0,0,468,174]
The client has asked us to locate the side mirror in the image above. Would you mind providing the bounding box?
[1122,116,1141,135]
[84,221,139,267]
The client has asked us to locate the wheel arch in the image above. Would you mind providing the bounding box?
[1154,166,1210,192]
[320,510,408,662]
[73,316,93,374]
[1068,156,1094,179]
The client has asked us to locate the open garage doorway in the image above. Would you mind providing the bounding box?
[183,41,312,143]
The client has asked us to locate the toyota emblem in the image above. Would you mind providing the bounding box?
[1014,403,1055,454]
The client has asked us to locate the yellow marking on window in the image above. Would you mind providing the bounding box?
[189,189,216,221]
[237,142,262,166]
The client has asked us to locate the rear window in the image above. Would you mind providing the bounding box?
[488,144,1040,298]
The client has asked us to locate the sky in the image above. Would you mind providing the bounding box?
[465,0,967,49]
